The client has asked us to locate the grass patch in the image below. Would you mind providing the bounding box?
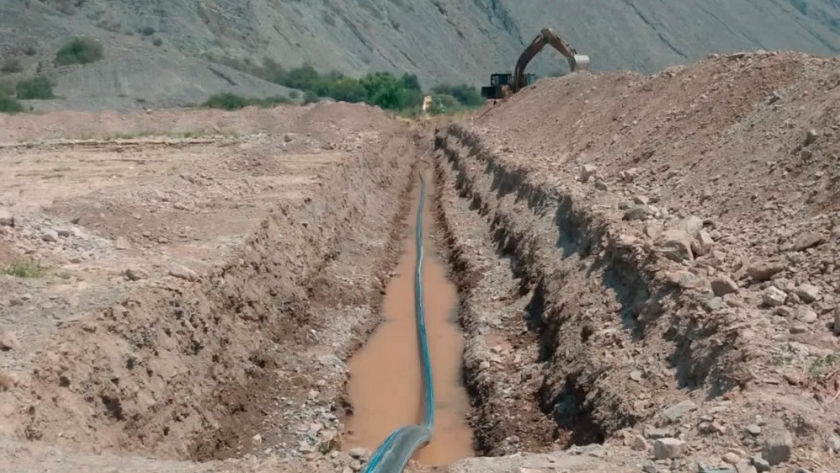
[201,92,293,111]
[55,37,104,66]
[2,259,45,278]
[809,354,840,381]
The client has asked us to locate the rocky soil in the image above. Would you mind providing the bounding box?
[430,50,840,473]
[5,47,840,473]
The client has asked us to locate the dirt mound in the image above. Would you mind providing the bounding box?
[433,51,840,471]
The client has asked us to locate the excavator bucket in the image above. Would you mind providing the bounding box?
[572,54,590,71]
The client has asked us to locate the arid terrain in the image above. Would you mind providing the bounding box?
[3,48,840,473]
[4,0,840,111]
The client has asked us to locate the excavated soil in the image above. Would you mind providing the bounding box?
[431,50,840,472]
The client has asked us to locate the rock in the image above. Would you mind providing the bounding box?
[125,267,148,281]
[624,206,649,221]
[681,215,704,236]
[722,453,741,464]
[693,230,715,256]
[747,262,784,281]
[663,400,697,422]
[0,208,14,227]
[795,307,818,323]
[56,228,71,238]
[645,427,672,439]
[168,263,198,282]
[711,276,739,297]
[653,438,686,459]
[594,178,608,191]
[641,462,657,473]
[805,129,819,146]
[827,435,840,453]
[632,434,648,450]
[664,270,696,287]
[735,464,757,473]
[630,370,644,381]
[793,232,824,251]
[348,447,369,459]
[579,164,597,183]
[762,287,787,307]
[750,455,770,472]
[659,230,694,262]
[762,431,793,465]
[251,434,262,445]
[634,195,650,205]
[794,284,820,303]
[41,230,58,242]
[114,236,132,250]
[0,332,20,351]
[744,424,761,436]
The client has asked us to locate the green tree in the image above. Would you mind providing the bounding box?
[360,72,406,110]
[0,93,23,114]
[431,83,483,107]
[283,63,320,91]
[401,73,422,92]
[328,77,367,102]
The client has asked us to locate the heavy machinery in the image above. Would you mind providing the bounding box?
[481,27,590,100]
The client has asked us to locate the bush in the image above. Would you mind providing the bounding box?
[0,93,23,114]
[153,38,163,47]
[201,92,293,110]
[55,37,104,66]
[140,26,156,36]
[431,83,484,107]
[16,76,54,99]
[302,90,319,104]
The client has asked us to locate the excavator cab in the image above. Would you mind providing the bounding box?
[481,73,537,100]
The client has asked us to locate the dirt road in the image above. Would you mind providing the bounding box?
[3,50,840,473]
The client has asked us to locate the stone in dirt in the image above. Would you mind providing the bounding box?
[794,284,819,303]
[41,230,58,242]
[115,236,132,250]
[747,262,784,281]
[0,331,20,351]
[762,431,793,465]
[125,266,149,281]
[750,455,770,472]
[653,438,686,459]
[711,276,739,297]
[663,399,697,422]
[659,229,694,262]
[834,308,840,336]
[579,164,597,182]
[792,231,824,251]
[168,263,198,281]
[762,287,786,307]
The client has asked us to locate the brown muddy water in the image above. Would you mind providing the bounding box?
[342,171,475,466]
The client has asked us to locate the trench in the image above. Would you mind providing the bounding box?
[341,168,476,466]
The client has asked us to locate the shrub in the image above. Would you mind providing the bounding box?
[16,76,54,99]
[202,93,293,110]
[153,38,163,47]
[302,90,319,104]
[0,93,23,114]
[431,83,484,107]
[140,26,156,36]
[202,92,248,110]
[55,37,104,66]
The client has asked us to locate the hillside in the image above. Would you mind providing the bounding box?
[2,0,840,111]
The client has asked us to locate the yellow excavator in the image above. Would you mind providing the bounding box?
[481,27,589,100]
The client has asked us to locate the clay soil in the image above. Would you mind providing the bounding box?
[5,49,840,473]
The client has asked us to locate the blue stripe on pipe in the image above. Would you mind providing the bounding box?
[359,172,435,473]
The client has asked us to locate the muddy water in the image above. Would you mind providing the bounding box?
[342,172,475,465]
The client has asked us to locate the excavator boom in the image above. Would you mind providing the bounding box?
[513,28,589,92]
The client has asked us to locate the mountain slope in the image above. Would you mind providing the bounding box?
[2,0,840,111]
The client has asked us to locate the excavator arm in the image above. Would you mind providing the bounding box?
[512,28,589,92]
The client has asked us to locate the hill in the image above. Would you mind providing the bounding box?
[2,0,840,111]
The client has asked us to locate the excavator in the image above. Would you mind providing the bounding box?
[480,27,589,101]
